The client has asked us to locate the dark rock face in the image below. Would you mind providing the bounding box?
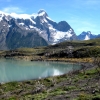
[6,28,48,50]
[0,16,48,50]
[0,10,77,50]
[33,12,77,44]
[96,34,100,38]
[55,21,71,32]
[0,16,9,50]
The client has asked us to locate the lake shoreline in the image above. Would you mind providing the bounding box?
[1,54,94,63]
[0,64,99,100]
[0,54,99,100]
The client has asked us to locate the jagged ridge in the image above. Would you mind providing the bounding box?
[0,10,77,50]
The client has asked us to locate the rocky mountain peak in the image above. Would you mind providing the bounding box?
[0,9,77,50]
[78,31,97,40]
[38,9,48,17]
[87,31,91,34]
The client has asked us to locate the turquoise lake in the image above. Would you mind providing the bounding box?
[0,59,81,83]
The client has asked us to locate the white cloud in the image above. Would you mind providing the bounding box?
[2,6,24,13]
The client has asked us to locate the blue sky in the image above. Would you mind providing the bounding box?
[0,0,100,35]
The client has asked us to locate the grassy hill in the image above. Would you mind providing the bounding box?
[35,38,100,58]
[0,38,100,100]
[0,38,100,60]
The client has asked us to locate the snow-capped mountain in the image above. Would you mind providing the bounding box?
[77,31,97,40]
[96,34,100,38]
[0,9,77,50]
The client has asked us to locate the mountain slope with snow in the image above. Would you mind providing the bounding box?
[77,31,97,40]
[0,9,77,50]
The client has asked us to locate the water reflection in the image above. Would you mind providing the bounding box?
[0,59,81,83]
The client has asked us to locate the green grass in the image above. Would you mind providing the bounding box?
[0,38,100,58]
[0,66,99,100]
